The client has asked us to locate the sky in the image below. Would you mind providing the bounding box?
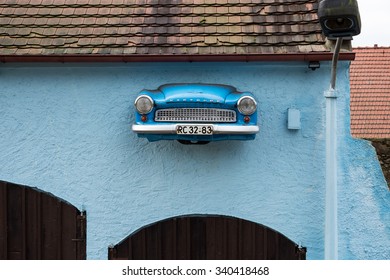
[351,0,390,47]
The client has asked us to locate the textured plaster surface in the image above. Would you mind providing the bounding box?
[0,62,388,259]
[337,75,390,259]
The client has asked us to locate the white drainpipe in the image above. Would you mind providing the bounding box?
[325,37,343,260]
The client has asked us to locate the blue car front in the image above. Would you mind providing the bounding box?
[132,84,259,143]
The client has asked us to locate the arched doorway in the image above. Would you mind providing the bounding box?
[108,215,306,260]
[0,180,86,260]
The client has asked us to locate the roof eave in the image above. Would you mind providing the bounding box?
[0,53,355,63]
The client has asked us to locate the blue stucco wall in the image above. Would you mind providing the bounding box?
[0,61,389,259]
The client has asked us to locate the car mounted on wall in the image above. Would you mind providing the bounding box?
[132,83,259,144]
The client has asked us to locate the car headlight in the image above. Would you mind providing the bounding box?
[237,96,257,115]
[135,95,154,114]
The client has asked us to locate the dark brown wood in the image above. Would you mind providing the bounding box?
[61,203,76,259]
[26,187,39,259]
[161,218,176,259]
[7,184,23,259]
[75,212,87,260]
[190,217,206,259]
[214,216,227,259]
[131,225,146,259]
[41,193,59,259]
[145,222,161,259]
[114,237,129,260]
[240,219,255,259]
[0,182,8,259]
[108,215,306,260]
[0,181,86,260]
[205,217,216,259]
[296,246,307,260]
[226,217,238,260]
[266,225,278,259]
[176,217,189,259]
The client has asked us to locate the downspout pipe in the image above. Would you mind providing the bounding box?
[324,37,343,260]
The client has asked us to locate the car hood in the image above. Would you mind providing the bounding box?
[157,84,238,103]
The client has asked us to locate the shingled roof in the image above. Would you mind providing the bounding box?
[0,0,353,62]
[350,47,390,139]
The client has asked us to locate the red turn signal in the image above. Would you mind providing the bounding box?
[141,115,148,122]
[244,116,250,123]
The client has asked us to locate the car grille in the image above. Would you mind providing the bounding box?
[155,108,236,123]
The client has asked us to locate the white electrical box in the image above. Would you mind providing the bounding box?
[288,108,301,130]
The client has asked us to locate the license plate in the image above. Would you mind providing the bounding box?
[176,124,213,135]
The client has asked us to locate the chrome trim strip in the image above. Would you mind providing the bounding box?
[132,124,259,134]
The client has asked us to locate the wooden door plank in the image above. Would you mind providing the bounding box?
[278,233,296,260]
[25,188,38,259]
[161,218,175,259]
[131,227,146,259]
[114,239,129,260]
[76,211,86,260]
[266,228,278,260]
[61,203,77,259]
[6,184,23,259]
[226,217,239,260]
[214,216,226,259]
[205,216,216,259]
[240,219,256,259]
[190,217,206,259]
[0,182,8,259]
[176,217,189,260]
[254,225,266,260]
[41,193,61,259]
[21,186,26,259]
[145,223,161,259]
[37,191,42,259]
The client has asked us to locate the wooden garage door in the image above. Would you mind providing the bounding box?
[108,215,306,260]
[0,180,86,260]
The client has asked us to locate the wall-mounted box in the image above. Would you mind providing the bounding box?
[288,108,301,130]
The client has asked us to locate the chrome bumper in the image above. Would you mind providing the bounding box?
[132,124,259,134]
